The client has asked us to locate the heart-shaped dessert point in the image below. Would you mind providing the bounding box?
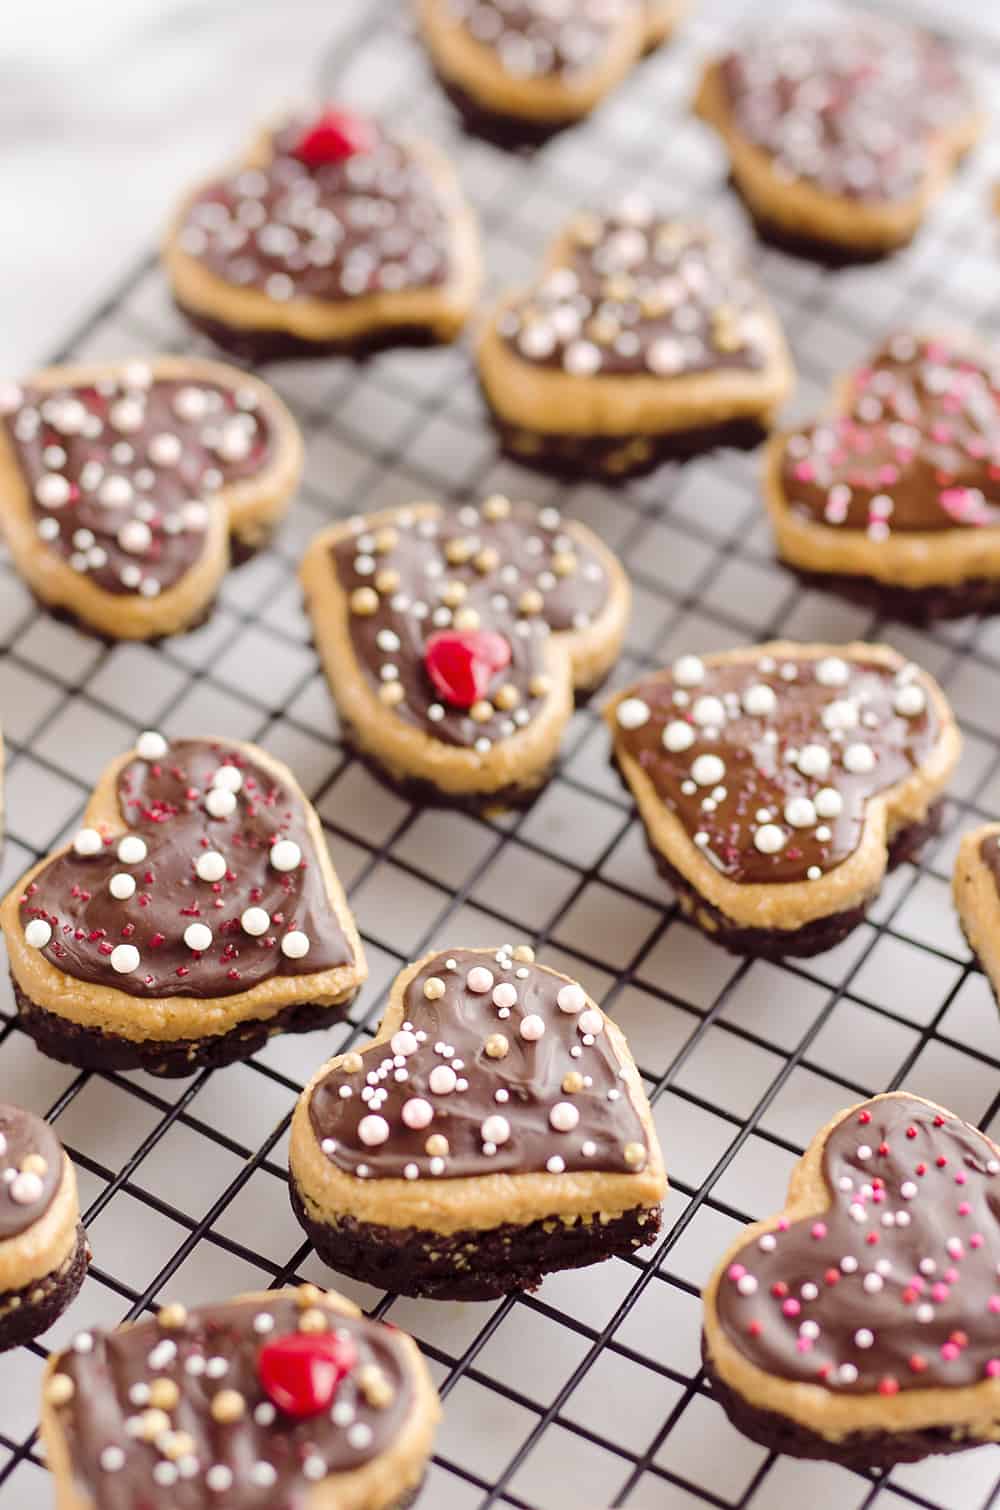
[424,629,512,708]
[258,1331,359,1419]
[292,109,376,166]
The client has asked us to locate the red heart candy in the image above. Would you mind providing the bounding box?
[424,630,512,709]
[258,1331,358,1418]
[292,110,376,167]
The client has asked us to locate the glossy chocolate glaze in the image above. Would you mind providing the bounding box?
[49,1294,414,1509]
[437,0,638,79]
[308,948,650,1182]
[0,1103,62,1241]
[716,1097,1000,1393]
[719,18,972,204]
[0,370,271,597]
[614,652,939,884]
[19,739,354,999]
[781,336,1000,535]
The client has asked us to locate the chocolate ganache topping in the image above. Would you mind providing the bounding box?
[438,0,638,80]
[309,946,650,1181]
[614,650,940,885]
[19,737,354,999]
[716,1097,1000,1394]
[497,205,770,381]
[46,1293,414,1509]
[335,497,612,749]
[178,115,455,304]
[719,18,973,204]
[0,367,272,599]
[0,1104,62,1242]
[782,335,1000,536]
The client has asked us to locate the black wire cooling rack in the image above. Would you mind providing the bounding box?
[2,0,1000,1505]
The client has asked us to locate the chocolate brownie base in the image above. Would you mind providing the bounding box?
[176,301,443,366]
[493,414,770,480]
[628,788,943,960]
[290,1180,661,1300]
[703,1345,986,1468]
[786,563,1000,625]
[11,980,357,1078]
[0,1223,89,1351]
[434,73,577,150]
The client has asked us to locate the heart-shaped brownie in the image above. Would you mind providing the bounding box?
[164,107,481,361]
[477,203,793,476]
[301,494,630,805]
[696,16,981,258]
[607,641,960,957]
[41,1286,440,1509]
[290,945,666,1298]
[704,1093,1000,1468]
[0,356,302,640]
[417,0,686,141]
[766,334,1000,621]
[1,734,366,1077]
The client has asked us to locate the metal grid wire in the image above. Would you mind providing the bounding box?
[2,0,1000,1505]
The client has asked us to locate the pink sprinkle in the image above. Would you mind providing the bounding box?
[987,1360,1000,1378]
[793,461,816,482]
[958,1201,971,1217]
[955,1171,968,1186]
[782,1299,801,1318]
[932,1283,950,1303]
[728,1264,747,1282]
[971,1234,984,1250]
[877,465,899,485]
[988,1296,1000,1314]
[941,1342,960,1362]
[796,1337,813,1352]
[945,1268,960,1284]
[777,1217,790,1231]
[811,1223,827,1240]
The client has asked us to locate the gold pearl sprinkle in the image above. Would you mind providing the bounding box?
[562,1072,584,1094]
[211,1389,245,1425]
[571,214,602,247]
[425,1134,449,1158]
[552,551,577,577]
[297,1283,323,1308]
[453,607,481,631]
[445,537,474,565]
[139,1409,171,1442]
[424,977,446,1000]
[641,290,669,318]
[494,684,520,711]
[373,526,398,553]
[379,682,404,707]
[519,589,544,616]
[46,1373,74,1407]
[604,274,634,302]
[157,1303,188,1330]
[149,1378,179,1411]
[441,580,467,607]
[358,1363,395,1408]
[485,1033,509,1059]
[298,1308,329,1334]
[374,568,400,595]
[470,700,494,723]
[350,587,379,616]
[529,674,552,698]
[512,944,535,963]
[341,1052,364,1074]
[162,1430,196,1461]
[482,494,511,521]
[623,1142,647,1170]
[587,316,619,346]
[20,1153,48,1176]
[474,547,500,575]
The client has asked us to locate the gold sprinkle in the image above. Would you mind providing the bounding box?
[552,551,577,577]
[424,977,446,1000]
[482,494,511,521]
[485,1033,509,1059]
[211,1389,245,1424]
[350,587,379,616]
[149,1378,179,1411]
[374,568,400,594]
[512,944,535,963]
[441,580,467,607]
[379,682,404,707]
[562,1072,584,1094]
[519,589,544,616]
[358,1363,395,1409]
[445,536,474,565]
[571,214,602,247]
[529,674,552,698]
[373,526,398,553]
[425,1134,449,1158]
[341,1052,364,1074]
[297,1284,323,1308]
[298,1308,329,1334]
[587,316,620,346]
[494,684,520,711]
[623,1142,647,1170]
[162,1430,196,1461]
[45,1373,74,1407]
[139,1409,171,1442]
[453,607,481,631]
[604,274,634,302]
[20,1153,48,1176]
[656,223,688,254]
[474,547,499,575]
[470,700,494,723]
[640,290,669,318]
[156,1303,188,1330]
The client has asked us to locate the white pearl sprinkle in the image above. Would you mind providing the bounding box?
[136,730,168,760]
[754,824,785,855]
[429,1065,458,1095]
[482,1115,511,1144]
[816,657,849,687]
[241,907,270,937]
[110,944,140,974]
[814,786,843,818]
[550,1102,579,1133]
[402,1098,433,1130]
[557,982,587,1015]
[663,720,695,753]
[195,850,227,883]
[692,695,725,727]
[843,743,875,774]
[73,828,104,857]
[691,753,725,787]
[616,697,650,730]
[358,1115,390,1147]
[466,966,494,994]
[797,744,831,778]
[784,797,817,829]
[281,930,310,959]
[212,764,243,793]
[270,839,302,872]
[109,873,137,901]
[895,683,926,717]
[672,655,705,687]
[117,835,147,865]
[205,788,237,819]
[520,1014,545,1041]
[24,918,52,948]
[742,684,777,716]
[183,922,213,952]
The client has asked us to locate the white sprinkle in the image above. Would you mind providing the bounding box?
[110,944,140,974]
[742,684,777,716]
[281,930,310,959]
[270,839,302,872]
[556,982,587,1015]
[520,1014,545,1041]
[136,731,168,760]
[663,720,695,753]
[691,753,725,787]
[212,764,243,794]
[814,787,843,818]
[673,655,705,687]
[894,683,926,718]
[616,697,650,730]
[195,850,227,883]
[550,1102,579,1133]
[241,907,270,937]
[784,797,817,829]
[753,824,785,855]
[816,657,849,687]
[24,918,52,949]
[358,1115,390,1147]
[843,743,875,774]
[73,828,104,857]
[183,923,213,952]
[205,788,237,819]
